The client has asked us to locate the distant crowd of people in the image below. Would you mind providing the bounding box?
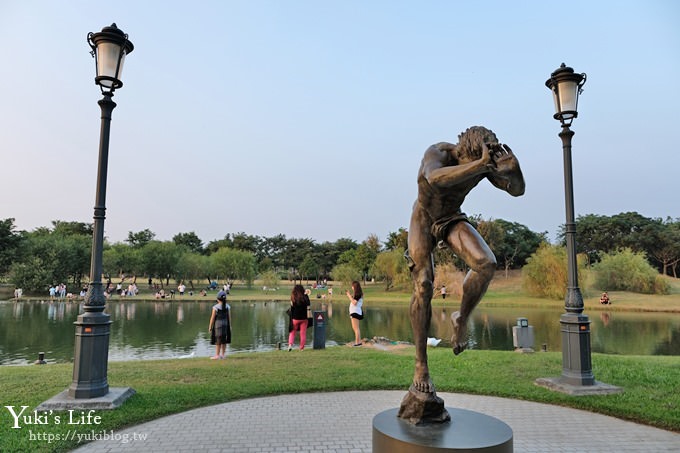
[29,279,239,301]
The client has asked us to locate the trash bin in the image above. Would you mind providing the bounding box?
[313,310,327,349]
[512,317,534,351]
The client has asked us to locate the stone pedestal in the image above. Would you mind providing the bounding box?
[374,407,513,453]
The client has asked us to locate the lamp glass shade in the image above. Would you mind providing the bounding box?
[555,79,579,119]
[96,41,127,88]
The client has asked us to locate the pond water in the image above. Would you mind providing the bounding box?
[1,299,678,365]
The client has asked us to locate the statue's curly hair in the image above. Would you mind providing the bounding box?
[456,126,498,161]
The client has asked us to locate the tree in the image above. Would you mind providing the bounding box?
[0,218,23,275]
[283,238,317,282]
[372,247,409,290]
[647,218,680,277]
[53,234,91,287]
[140,241,183,286]
[231,232,262,255]
[485,219,546,276]
[211,247,256,286]
[260,234,288,269]
[175,252,209,289]
[10,257,53,293]
[51,220,93,237]
[353,243,377,283]
[476,218,505,258]
[9,230,91,291]
[127,229,156,248]
[364,234,382,255]
[567,212,658,264]
[103,243,143,280]
[205,235,234,255]
[384,228,408,251]
[299,255,319,283]
[331,262,361,288]
[172,231,204,254]
[322,238,357,269]
[315,241,336,278]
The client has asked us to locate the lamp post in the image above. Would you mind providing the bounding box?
[545,63,594,386]
[68,24,134,398]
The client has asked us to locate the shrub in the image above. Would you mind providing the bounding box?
[521,243,587,299]
[593,248,670,295]
[330,263,361,288]
[522,243,567,299]
[260,270,279,290]
[434,263,464,298]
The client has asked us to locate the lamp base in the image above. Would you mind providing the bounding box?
[535,378,622,395]
[36,387,135,411]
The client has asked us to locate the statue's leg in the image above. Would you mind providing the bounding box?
[410,260,434,392]
[407,213,436,392]
[447,222,497,355]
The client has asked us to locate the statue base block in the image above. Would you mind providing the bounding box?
[374,407,513,453]
[398,385,450,424]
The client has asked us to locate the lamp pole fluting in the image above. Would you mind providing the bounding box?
[69,24,133,398]
[546,63,594,386]
[560,126,583,312]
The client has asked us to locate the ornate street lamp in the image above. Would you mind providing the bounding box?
[69,24,134,399]
[547,63,586,127]
[544,63,594,386]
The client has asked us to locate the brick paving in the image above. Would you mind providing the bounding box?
[72,391,679,452]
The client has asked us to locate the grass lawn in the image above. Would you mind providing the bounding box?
[0,347,678,452]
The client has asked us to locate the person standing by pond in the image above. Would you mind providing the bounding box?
[288,284,311,351]
[208,290,231,359]
[346,281,364,346]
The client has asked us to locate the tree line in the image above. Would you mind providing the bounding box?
[559,212,680,277]
[1,211,677,294]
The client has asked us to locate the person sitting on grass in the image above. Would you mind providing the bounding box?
[600,292,610,305]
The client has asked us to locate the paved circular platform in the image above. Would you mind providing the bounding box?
[72,390,679,452]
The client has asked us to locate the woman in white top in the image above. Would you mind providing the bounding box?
[346,281,364,346]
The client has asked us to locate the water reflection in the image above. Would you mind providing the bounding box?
[0,299,678,365]
[600,312,611,327]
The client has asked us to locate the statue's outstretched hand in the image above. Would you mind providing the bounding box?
[490,144,519,174]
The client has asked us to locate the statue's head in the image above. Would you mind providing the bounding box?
[456,126,498,162]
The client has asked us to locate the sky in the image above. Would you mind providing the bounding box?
[1,1,678,247]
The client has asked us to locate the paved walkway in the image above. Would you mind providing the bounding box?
[72,391,679,452]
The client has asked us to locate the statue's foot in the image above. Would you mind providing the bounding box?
[412,364,435,393]
[412,375,435,393]
[450,311,468,355]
